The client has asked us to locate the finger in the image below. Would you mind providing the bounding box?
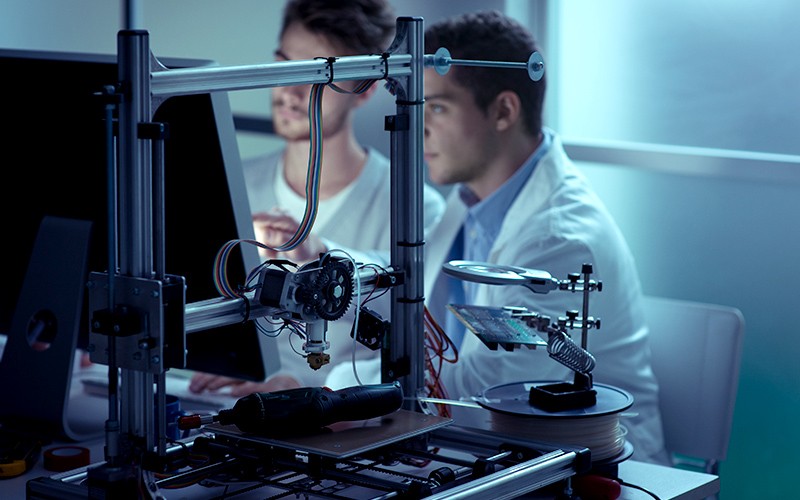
[263,375,302,392]
[255,212,301,232]
[189,372,215,393]
[229,382,270,398]
[205,376,243,392]
[253,210,293,225]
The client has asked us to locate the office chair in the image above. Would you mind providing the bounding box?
[642,295,745,476]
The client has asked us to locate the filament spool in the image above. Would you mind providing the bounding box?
[477,382,632,462]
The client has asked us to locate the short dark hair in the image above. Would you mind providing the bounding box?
[281,0,396,56]
[424,10,546,136]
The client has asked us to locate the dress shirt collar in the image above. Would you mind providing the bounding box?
[458,129,552,261]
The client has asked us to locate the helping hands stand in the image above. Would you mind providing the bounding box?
[443,261,634,463]
[525,263,602,411]
[444,261,603,411]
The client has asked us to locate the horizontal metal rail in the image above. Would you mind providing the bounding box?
[151,53,412,98]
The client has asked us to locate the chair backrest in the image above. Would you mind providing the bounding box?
[642,295,745,473]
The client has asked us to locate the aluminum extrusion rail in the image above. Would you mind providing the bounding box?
[150,54,412,99]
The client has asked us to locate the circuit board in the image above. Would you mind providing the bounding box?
[447,304,547,351]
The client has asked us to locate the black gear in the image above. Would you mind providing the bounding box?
[313,259,354,321]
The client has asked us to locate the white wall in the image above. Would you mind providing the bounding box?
[578,158,800,499]
[553,2,800,497]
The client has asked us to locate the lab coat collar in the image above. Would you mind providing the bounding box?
[488,129,569,259]
[423,129,567,298]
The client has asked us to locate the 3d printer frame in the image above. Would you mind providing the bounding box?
[86,18,427,463]
[24,17,594,500]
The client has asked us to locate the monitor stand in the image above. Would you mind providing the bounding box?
[0,216,105,441]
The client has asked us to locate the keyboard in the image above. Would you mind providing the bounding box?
[79,369,239,411]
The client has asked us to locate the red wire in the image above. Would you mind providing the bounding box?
[423,306,459,417]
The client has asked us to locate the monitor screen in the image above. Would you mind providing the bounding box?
[0,48,279,381]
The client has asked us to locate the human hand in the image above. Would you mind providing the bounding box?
[189,372,245,395]
[260,374,303,393]
[189,372,303,398]
[252,209,327,264]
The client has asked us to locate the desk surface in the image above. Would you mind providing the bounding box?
[617,460,719,499]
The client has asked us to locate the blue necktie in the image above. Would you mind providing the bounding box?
[443,227,467,349]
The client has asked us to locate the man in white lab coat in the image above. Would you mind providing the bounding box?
[421,11,669,465]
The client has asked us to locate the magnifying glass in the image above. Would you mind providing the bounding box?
[442,260,561,294]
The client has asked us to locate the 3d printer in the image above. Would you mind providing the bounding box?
[21,16,628,500]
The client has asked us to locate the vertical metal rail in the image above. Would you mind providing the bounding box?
[386,17,426,406]
[117,29,156,451]
[101,88,121,468]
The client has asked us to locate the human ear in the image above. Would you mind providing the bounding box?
[492,90,522,132]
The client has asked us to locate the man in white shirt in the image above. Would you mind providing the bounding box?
[189,0,445,396]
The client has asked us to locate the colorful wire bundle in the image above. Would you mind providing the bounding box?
[213,74,378,298]
[212,238,269,297]
[272,82,326,253]
[277,75,379,252]
[328,78,377,95]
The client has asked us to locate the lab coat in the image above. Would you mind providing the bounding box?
[424,133,668,464]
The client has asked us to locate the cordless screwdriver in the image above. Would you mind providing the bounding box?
[178,382,404,435]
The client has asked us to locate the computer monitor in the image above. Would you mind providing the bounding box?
[0,48,279,382]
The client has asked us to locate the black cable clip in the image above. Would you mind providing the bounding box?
[240,294,251,324]
[380,52,390,79]
[314,56,338,84]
